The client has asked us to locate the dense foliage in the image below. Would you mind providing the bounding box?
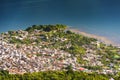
[25,24,67,32]
[0,70,110,80]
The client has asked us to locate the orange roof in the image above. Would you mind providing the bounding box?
[79,67,85,71]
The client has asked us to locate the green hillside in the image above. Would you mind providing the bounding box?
[0,24,120,80]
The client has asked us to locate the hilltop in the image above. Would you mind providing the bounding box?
[0,24,120,79]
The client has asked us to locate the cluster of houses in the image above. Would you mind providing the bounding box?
[0,40,119,75]
[82,43,120,75]
[0,29,119,75]
[0,40,83,74]
[82,46,103,66]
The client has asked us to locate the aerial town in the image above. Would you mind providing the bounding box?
[0,25,119,75]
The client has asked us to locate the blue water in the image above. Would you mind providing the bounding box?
[75,26,120,45]
[1,0,120,45]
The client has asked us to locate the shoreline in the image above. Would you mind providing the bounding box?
[68,28,117,46]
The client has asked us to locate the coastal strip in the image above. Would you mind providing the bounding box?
[69,28,116,46]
